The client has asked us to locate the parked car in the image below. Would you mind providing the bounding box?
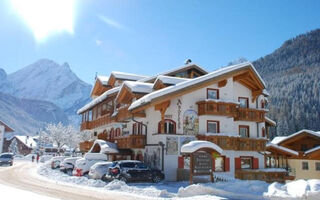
[60,157,81,175]
[73,153,108,177]
[88,161,113,180]
[50,156,67,169]
[104,160,165,183]
[0,153,14,166]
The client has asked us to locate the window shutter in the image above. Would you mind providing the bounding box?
[225,157,230,171]
[253,158,259,169]
[235,157,241,170]
[178,157,184,169]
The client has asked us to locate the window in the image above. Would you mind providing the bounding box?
[207,120,220,133]
[215,156,225,172]
[241,157,252,169]
[239,97,249,108]
[93,132,97,137]
[316,162,320,171]
[207,88,219,99]
[115,128,121,138]
[133,123,143,135]
[261,99,265,109]
[301,144,308,151]
[262,127,265,137]
[239,125,249,137]
[110,129,115,139]
[302,162,309,170]
[158,119,176,134]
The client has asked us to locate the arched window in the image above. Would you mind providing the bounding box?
[158,119,176,134]
[132,123,143,135]
[115,128,121,138]
[261,99,265,109]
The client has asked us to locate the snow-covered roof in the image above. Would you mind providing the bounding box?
[0,120,14,132]
[271,136,287,144]
[77,87,120,114]
[262,89,270,96]
[15,136,37,149]
[181,140,223,154]
[129,62,265,111]
[265,117,277,126]
[154,75,189,85]
[138,63,208,83]
[97,75,109,85]
[277,129,320,144]
[305,145,320,155]
[110,71,147,81]
[89,139,118,154]
[123,81,154,94]
[266,143,299,156]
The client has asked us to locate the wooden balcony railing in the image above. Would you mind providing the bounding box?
[197,135,267,151]
[235,170,290,183]
[80,114,113,131]
[115,135,146,149]
[197,100,266,122]
[197,101,238,117]
[235,108,266,122]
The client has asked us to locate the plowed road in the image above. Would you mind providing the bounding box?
[0,161,143,200]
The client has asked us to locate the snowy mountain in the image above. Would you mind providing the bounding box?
[0,59,92,135]
[0,92,68,135]
[0,59,91,113]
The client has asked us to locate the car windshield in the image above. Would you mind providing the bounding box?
[0,154,13,158]
[136,163,148,169]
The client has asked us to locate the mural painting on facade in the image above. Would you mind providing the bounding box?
[183,109,199,135]
[166,136,178,155]
[144,146,161,170]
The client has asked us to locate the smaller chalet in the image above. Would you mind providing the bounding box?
[266,129,320,180]
[3,135,37,155]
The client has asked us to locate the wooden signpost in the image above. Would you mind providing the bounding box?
[190,151,214,184]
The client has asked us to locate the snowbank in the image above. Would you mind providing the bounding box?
[264,179,320,199]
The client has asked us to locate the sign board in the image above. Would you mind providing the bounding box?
[193,152,213,175]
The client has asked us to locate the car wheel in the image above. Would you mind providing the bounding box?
[152,175,161,183]
[119,176,127,183]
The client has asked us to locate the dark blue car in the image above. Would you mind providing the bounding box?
[0,153,14,166]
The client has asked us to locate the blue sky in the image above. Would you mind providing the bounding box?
[0,0,319,84]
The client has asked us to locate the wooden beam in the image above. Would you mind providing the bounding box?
[155,100,170,133]
[233,72,250,81]
[218,79,227,87]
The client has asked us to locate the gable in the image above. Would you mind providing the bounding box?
[90,79,111,98]
[278,131,320,152]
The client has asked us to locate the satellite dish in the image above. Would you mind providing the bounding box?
[185,59,192,65]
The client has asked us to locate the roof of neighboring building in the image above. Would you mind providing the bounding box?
[153,75,190,86]
[96,75,109,85]
[14,135,37,149]
[0,120,14,132]
[266,143,299,156]
[129,62,266,111]
[122,81,154,94]
[277,129,320,145]
[271,136,288,144]
[305,145,320,155]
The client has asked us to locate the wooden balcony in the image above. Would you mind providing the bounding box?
[235,108,266,122]
[197,101,238,117]
[197,134,267,151]
[235,170,289,183]
[115,135,146,149]
[80,114,113,131]
[79,141,94,152]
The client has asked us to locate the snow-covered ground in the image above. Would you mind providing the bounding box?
[36,162,320,200]
[0,182,59,200]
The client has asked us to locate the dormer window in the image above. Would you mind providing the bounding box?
[239,97,249,108]
[207,88,219,99]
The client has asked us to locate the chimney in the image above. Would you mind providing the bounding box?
[185,59,192,65]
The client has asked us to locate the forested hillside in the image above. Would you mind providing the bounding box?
[253,29,320,136]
